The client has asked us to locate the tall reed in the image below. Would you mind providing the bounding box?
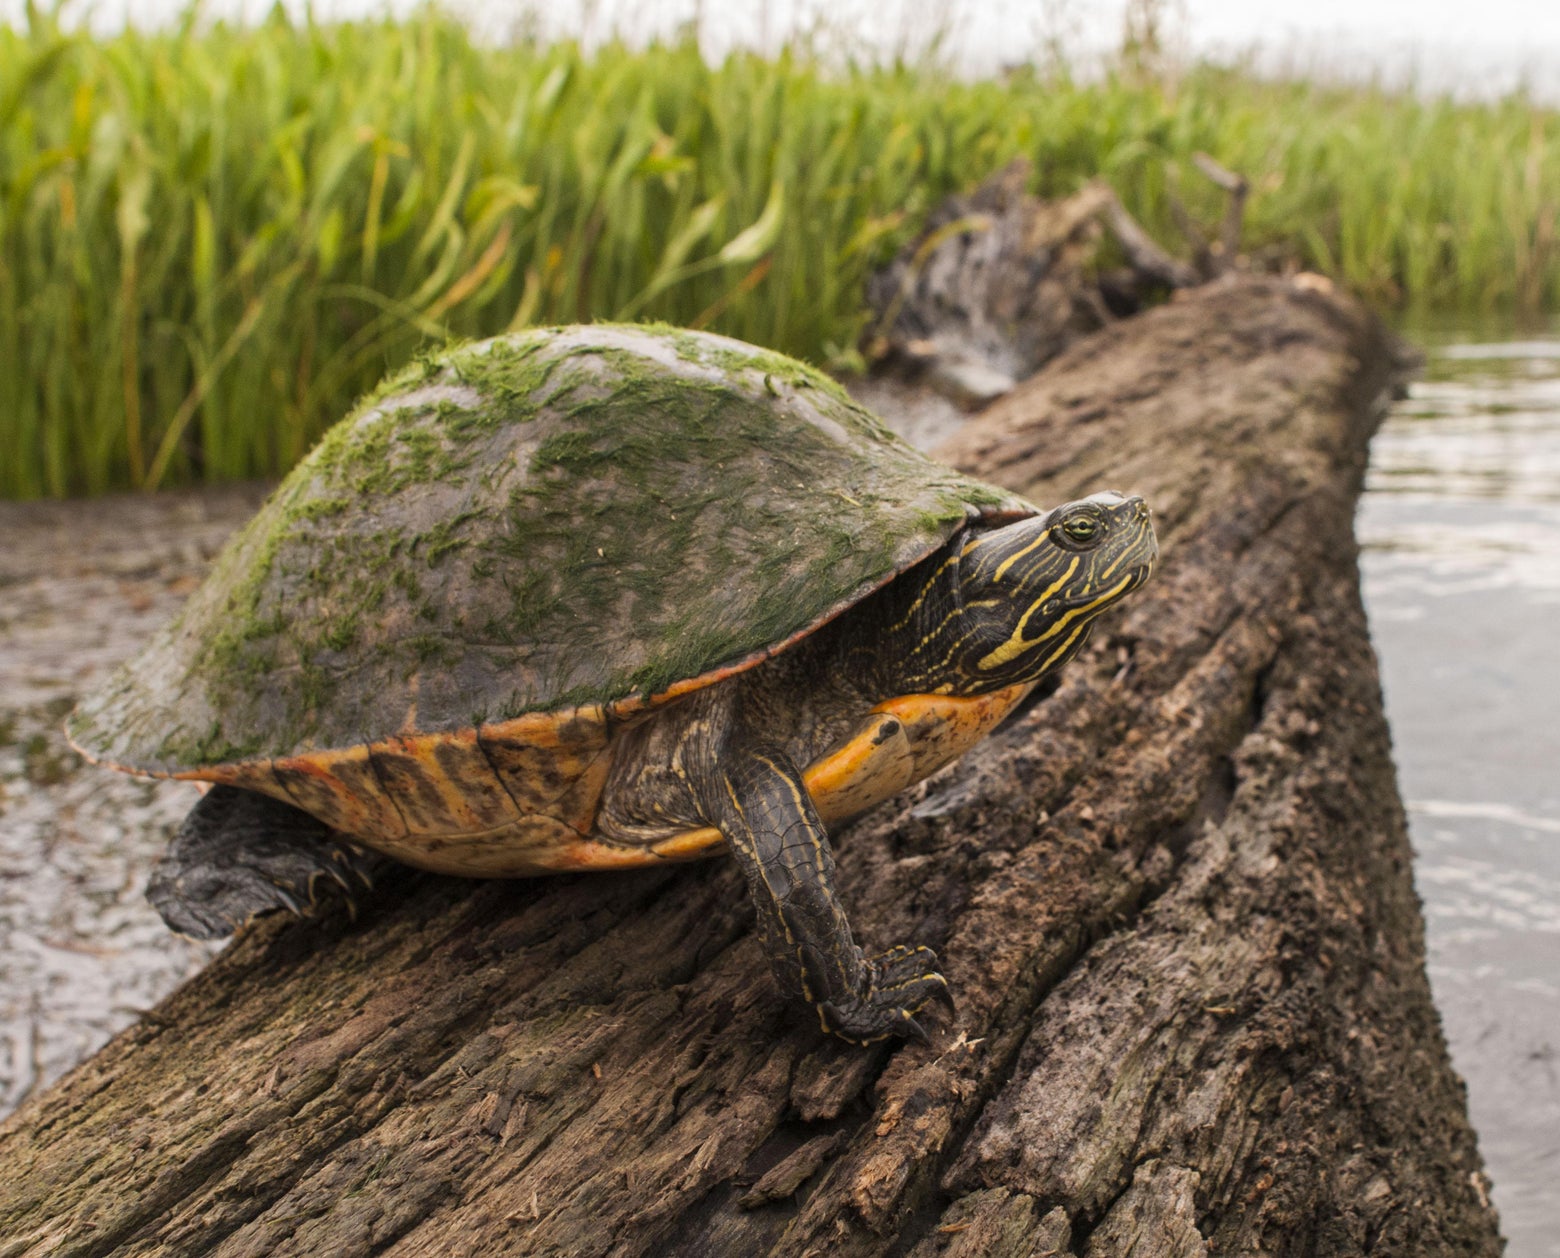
[2,9,1556,496]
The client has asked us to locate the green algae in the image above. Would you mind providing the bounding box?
[71,324,1035,767]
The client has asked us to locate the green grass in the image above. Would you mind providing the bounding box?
[2,6,1557,497]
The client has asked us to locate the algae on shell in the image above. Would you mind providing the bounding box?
[68,325,1030,772]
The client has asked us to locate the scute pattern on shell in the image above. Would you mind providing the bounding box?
[68,324,1031,773]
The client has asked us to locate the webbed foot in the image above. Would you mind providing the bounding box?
[149,785,382,939]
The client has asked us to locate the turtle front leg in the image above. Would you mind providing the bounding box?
[704,743,954,1044]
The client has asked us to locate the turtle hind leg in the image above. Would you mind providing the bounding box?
[148,785,383,940]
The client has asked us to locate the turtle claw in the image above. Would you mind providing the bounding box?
[816,944,957,1044]
[818,999,922,1045]
[871,945,956,1013]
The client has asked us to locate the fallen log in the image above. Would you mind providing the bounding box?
[0,276,1502,1256]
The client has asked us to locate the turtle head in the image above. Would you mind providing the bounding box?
[950,491,1158,689]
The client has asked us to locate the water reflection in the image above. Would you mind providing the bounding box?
[1375,386,1560,503]
[1359,328,1560,1256]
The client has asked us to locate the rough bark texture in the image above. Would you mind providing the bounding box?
[0,276,1503,1256]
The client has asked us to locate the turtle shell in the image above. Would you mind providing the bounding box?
[69,325,1034,871]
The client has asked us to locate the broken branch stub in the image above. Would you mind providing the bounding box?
[865,159,1251,411]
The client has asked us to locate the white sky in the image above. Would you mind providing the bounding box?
[539,0,1560,96]
[10,0,1560,99]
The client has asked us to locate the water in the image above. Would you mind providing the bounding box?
[1358,328,1560,1255]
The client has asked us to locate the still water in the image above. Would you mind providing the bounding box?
[1358,328,1560,1255]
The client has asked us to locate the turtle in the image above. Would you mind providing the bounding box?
[68,323,1157,1044]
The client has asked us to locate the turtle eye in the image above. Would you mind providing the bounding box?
[1060,516,1100,543]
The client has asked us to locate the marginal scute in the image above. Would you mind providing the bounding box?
[269,747,407,841]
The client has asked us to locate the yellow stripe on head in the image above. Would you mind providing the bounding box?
[977,570,1139,673]
[891,491,1156,696]
[975,557,1079,670]
[990,529,1052,582]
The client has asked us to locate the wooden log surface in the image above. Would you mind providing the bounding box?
[0,276,1504,1256]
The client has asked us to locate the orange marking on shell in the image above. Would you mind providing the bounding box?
[806,683,1032,820]
[549,749,612,834]
[368,813,589,877]
[83,675,1032,878]
[802,712,918,825]
[372,730,517,835]
[271,744,409,839]
[649,826,726,861]
[550,837,707,871]
[477,706,612,751]
[868,682,1033,782]
[478,715,612,832]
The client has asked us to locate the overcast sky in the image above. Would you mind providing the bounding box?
[538,0,1560,96]
[12,0,1560,99]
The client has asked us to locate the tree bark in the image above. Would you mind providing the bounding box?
[0,276,1503,1257]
